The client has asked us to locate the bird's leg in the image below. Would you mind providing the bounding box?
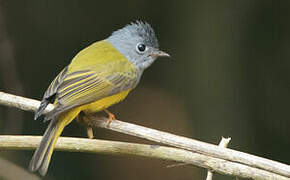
[77,111,94,139]
[86,127,94,139]
[104,109,116,127]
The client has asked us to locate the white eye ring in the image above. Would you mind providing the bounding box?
[136,43,147,53]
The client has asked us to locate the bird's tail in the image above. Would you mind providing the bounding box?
[29,108,81,176]
[29,119,64,176]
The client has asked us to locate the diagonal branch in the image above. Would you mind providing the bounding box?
[0,135,287,180]
[81,114,290,178]
[0,91,289,179]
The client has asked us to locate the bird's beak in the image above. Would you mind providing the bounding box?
[150,50,170,58]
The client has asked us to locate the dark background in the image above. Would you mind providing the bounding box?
[0,0,289,179]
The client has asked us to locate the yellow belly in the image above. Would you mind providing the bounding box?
[59,89,131,126]
[80,89,131,113]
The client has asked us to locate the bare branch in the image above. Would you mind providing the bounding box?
[0,135,287,180]
[0,91,53,113]
[0,91,289,179]
[83,114,290,178]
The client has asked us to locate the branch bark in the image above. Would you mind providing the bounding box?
[0,91,289,179]
[80,114,290,179]
[0,135,287,180]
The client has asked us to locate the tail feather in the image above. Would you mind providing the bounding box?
[29,119,64,175]
[29,108,82,176]
[38,135,58,176]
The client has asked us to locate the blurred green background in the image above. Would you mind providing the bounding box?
[0,0,289,179]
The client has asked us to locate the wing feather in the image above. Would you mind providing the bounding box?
[44,67,138,120]
[34,67,68,120]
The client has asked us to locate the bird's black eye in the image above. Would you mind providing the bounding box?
[136,43,146,53]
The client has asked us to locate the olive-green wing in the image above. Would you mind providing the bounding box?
[43,66,138,121]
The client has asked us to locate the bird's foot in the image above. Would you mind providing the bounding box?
[104,109,116,127]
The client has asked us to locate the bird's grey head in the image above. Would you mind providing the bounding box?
[106,21,169,72]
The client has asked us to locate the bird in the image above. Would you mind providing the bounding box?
[29,21,170,176]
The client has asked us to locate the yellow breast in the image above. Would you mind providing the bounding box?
[80,89,131,114]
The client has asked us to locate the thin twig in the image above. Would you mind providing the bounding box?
[0,91,290,179]
[206,137,231,180]
[0,135,287,180]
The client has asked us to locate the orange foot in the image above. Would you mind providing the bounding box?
[104,109,116,127]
